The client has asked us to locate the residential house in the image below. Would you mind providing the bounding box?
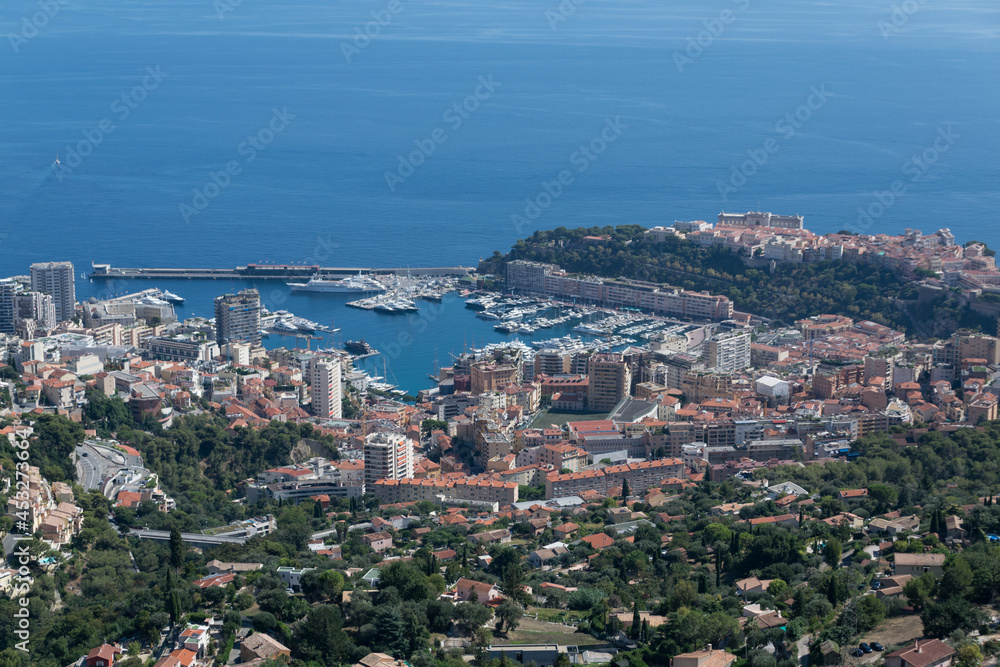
[529,547,568,568]
[885,640,955,667]
[86,644,123,667]
[469,529,511,545]
[455,577,499,603]
[276,566,314,592]
[875,574,913,600]
[206,559,263,575]
[363,531,393,553]
[671,648,738,667]
[944,515,965,541]
[766,481,807,499]
[580,532,614,550]
[152,649,198,667]
[240,633,292,663]
[552,522,580,540]
[179,625,210,657]
[355,652,409,667]
[735,577,774,596]
[867,515,920,536]
[894,553,945,577]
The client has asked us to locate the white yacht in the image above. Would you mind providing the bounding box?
[287,274,385,293]
[161,290,185,304]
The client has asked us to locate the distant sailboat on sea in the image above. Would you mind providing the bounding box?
[53,152,60,166]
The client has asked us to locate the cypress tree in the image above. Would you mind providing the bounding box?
[169,526,183,570]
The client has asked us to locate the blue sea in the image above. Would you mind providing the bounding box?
[1,0,998,392]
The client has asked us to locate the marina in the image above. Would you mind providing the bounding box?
[459,292,704,355]
[345,274,462,313]
[75,276,703,396]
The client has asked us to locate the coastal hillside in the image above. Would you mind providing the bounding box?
[486,225,995,339]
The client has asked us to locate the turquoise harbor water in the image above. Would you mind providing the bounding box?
[1,0,998,391]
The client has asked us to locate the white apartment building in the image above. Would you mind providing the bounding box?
[706,329,751,372]
[310,359,342,419]
[363,431,413,488]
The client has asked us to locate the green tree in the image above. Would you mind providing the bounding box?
[921,596,985,638]
[822,539,842,568]
[904,572,937,610]
[301,569,344,602]
[253,612,278,633]
[855,595,886,633]
[379,561,430,602]
[373,606,409,657]
[956,644,983,667]
[941,556,974,598]
[454,602,493,636]
[169,526,183,570]
[294,605,349,664]
[495,600,523,634]
[500,562,531,606]
[421,419,449,437]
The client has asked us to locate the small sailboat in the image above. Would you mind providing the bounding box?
[53,153,61,166]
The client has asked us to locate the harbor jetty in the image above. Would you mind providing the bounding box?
[89,263,474,280]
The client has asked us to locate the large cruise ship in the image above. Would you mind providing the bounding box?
[287,274,385,293]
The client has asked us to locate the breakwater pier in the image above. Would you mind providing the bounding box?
[89,263,474,280]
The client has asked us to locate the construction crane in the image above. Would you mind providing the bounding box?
[294,333,323,350]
